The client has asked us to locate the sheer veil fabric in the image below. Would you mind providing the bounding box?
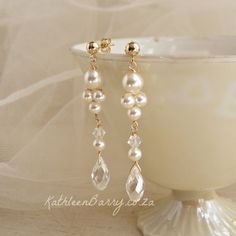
[1,0,236,209]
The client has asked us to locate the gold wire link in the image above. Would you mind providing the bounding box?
[131,120,139,135]
[95,113,102,127]
[95,114,102,157]
[129,161,142,173]
[128,56,138,72]
[89,54,97,70]
[135,161,142,172]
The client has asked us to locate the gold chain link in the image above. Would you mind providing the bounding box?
[128,56,138,72]
[131,120,139,135]
[95,113,102,127]
[89,54,97,70]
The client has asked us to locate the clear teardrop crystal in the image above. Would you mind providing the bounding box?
[128,134,141,148]
[126,165,144,202]
[92,127,106,139]
[91,156,110,191]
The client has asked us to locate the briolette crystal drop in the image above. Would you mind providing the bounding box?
[91,156,110,191]
[126,165,144,202]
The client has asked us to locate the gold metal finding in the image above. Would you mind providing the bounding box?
[86,41,99,55]
[129,161,142,173]
[95,113,102,127]
[98,150,102,157]
[125,42,140,57]
[100,38,114,53]
[86,39,113,69]
[131,120,139,135]
[128,58,138,72]
[89,54,97,70]
[125,42,140,72]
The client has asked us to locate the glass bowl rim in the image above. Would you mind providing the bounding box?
[71,36,236,63]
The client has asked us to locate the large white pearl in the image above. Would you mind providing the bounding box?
[93,90,106,102]
[82,90,93,102]
[84,70,102,89]
[128,106,142,120]
[128,148,142,161]
[89,102,101,114]
[121,93,135,108]
[93,139,106,151]
[136,92,147,107]
[122,72,143,93]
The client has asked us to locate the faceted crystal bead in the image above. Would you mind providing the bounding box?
[128,134,141,148]
[126,165,144,202]
[91,156,110,191]
[92,127,106,139]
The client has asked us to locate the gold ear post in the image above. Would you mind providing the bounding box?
[125,41,140,57]
[125,41,140,72]
[86,41,99,55]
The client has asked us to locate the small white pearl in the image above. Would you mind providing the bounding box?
[136,92,147,107]
[93,90,106,102]
[122,72,143,93]
[82,90,93,102]
[84,70,102,89]
[128,148,142,161]
[121,93,135,108]
[89,102,101,114]
[93,139,106,151]
[127,106,142,120]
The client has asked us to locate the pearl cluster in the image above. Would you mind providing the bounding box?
[82,69,106,152]
[121,72,147,121]
[121,71,147,162]
[82,70,106,114]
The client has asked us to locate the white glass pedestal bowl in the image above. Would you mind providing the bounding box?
[72,37,236,236]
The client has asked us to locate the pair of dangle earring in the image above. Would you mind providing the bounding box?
[82,39,147,202]
[82,39,112,191]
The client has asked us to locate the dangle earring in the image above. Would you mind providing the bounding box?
[121,42,147,202]
[82,39,112,191]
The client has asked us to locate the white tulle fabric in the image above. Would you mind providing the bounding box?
[1,0,236,210]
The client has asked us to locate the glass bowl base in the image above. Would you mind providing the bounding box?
[137,190,236,236]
